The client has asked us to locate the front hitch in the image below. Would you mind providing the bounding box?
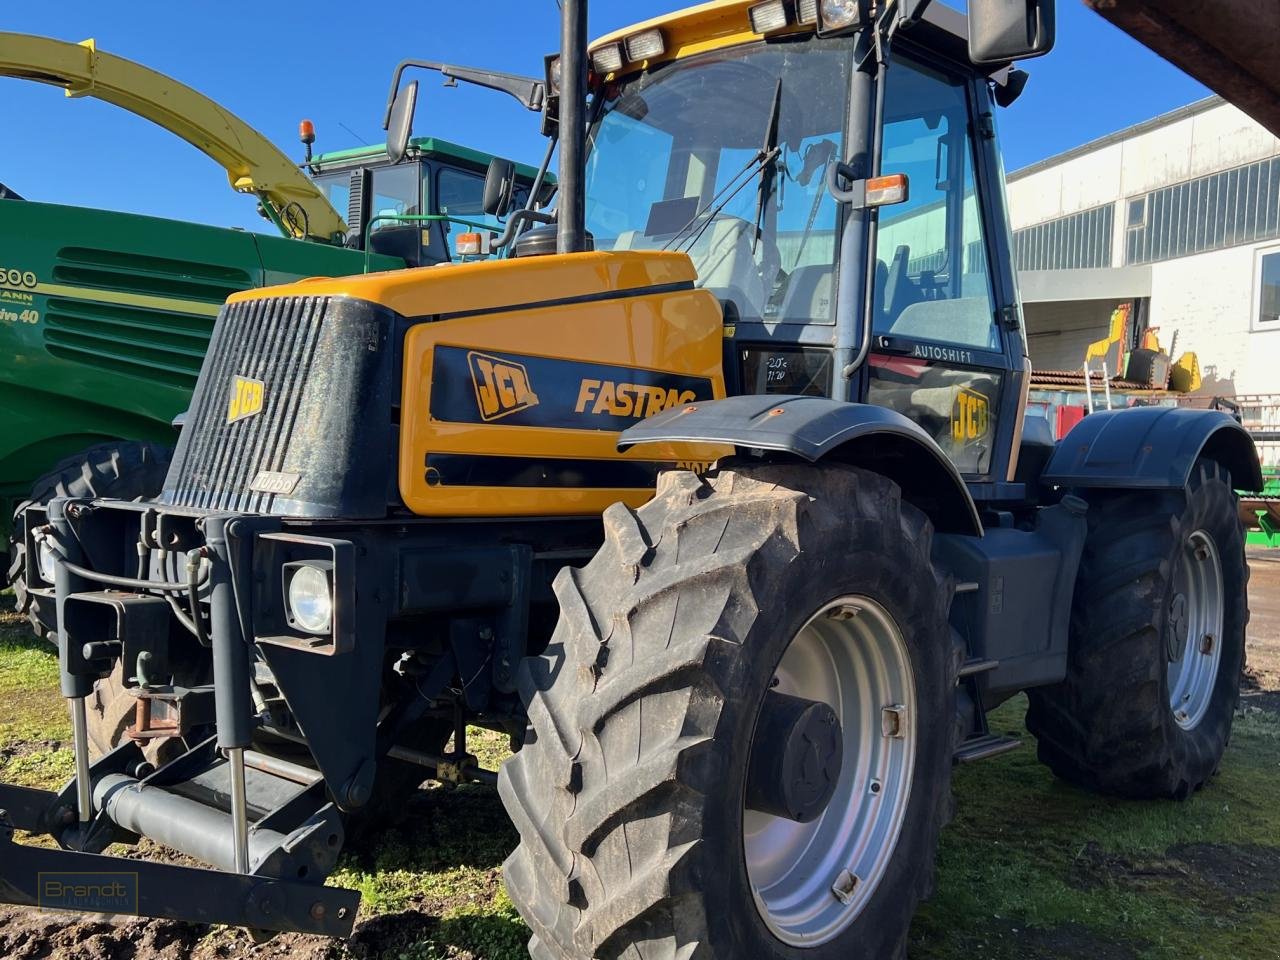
[0,803,358,936]
[0,745,361,937]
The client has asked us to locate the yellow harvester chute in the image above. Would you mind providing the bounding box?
[0,32,346,242]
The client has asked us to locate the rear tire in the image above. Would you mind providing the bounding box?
[7,441,172,637]
[499,462,957,960]
[1027,459,1248,799]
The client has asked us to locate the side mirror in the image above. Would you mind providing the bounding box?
[968,0,1056,65]
[482,158,518,218]
[386,80,419,164]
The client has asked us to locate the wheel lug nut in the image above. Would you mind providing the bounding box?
[831,869,859,904]
[881,705,907,739]
[869,779,882,795]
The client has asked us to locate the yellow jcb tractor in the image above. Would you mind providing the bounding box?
[0,2,1263,959]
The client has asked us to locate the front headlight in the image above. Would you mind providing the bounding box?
[37,539,58,585]
[820,0,861,30]
[547,56,562,96]
[286,563,333,634]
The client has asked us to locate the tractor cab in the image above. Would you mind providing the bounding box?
[577,1,1034,489]
[309,137,553,266]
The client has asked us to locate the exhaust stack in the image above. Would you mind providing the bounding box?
[557,0,589,254]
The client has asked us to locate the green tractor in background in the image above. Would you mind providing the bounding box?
[0,32,548,629]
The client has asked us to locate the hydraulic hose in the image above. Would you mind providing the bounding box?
[60,557,197,594]
[186,549,210,647]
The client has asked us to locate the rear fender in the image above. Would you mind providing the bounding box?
[1041,407,1263,492]
[619,394,983,536]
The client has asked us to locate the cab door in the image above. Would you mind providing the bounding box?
[863,52,1023,487]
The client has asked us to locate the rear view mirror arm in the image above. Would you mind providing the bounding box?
[381,59,546,131]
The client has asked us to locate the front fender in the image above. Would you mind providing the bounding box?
[620,394,982,536]
[1041,406,1263,492]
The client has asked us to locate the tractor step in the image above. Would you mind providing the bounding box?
[958,657,1000,678]
[953,733,1022,763]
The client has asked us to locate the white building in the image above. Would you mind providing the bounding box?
[1008,95,1280,406]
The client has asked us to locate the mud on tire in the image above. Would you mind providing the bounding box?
[7,441,172,637]
[1027,458,1248,799]
[499,461,957,960]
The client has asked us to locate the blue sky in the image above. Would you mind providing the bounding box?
[2,1,1208,234]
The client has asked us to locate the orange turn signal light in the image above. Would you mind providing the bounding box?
[456,232,485,256]
[865,174,909,207]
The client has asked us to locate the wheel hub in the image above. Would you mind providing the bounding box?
[744,596,917,947]
[1167,529,1225,731]
[1167,593,1188,662]
[745,691,843,823]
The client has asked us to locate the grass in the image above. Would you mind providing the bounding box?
[2,590,1278,958]
[912,699,1280,960]
[0,600,72,789]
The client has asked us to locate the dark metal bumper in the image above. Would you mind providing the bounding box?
[0,805,357,936]
[0,765,359,937]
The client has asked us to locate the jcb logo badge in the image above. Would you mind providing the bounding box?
[469,351,538,421]
[951,387,989,443]
[227,375,265,423]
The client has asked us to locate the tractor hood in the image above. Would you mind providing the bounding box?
[161,251,722,519]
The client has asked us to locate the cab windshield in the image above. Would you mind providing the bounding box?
[584,40,852,325]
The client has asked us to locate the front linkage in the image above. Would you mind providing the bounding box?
[1,493,558,936]
[0,498,365,935]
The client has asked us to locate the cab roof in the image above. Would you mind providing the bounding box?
[591,0,976,74]
[313,135,550,183]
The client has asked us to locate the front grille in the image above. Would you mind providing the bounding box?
[162,294,397,519]
[166,296,328,513]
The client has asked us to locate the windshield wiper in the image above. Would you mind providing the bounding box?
[751,79,784,255]
[662,80,784,255]
[661,146,781,254]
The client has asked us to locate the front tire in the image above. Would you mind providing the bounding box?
[499,462,956,960]
[1027,459,1248,798]
[8,441,172,637]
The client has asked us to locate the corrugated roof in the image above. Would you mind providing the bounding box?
[1008,95,1225,183]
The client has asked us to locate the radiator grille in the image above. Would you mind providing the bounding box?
[166,296,328,513]
[52,245,255,302]
[42,246,249,387]
[43,298,213,388]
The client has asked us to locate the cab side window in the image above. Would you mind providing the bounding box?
[437,168,486,221]
[370,164,422,227]
[873,59,998,351]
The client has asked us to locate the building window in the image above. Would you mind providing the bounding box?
[1127,196,1146,229]
[1013,203,1114,271]
[1126,154,1280,266]
[1259,249,1280,329]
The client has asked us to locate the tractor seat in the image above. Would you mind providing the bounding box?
[615,215,768,321]
[888,297,996,349]
[777,264,835,323]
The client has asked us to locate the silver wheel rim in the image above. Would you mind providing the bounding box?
[744,596,917,947]
[1167,529,1225,731]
